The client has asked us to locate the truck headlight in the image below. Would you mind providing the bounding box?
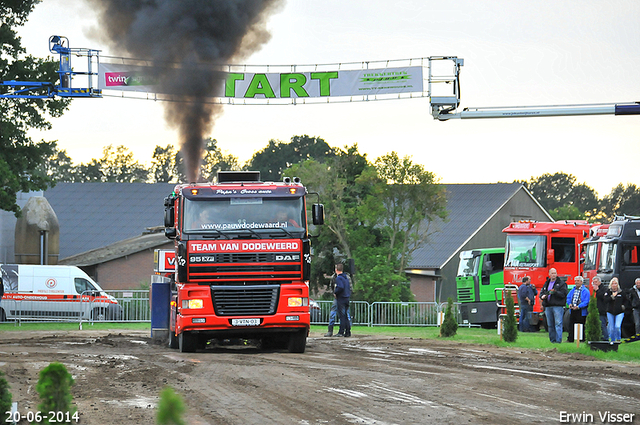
[182,299,204,309]
[288,297,308,307]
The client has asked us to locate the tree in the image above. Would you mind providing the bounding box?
[36,362,76,423]
[1,0,71,215]
[440,297,458,337]
[585,290,602,342]
[248,135,336,181]
[374,152,447,272]
[601,184,640,221]
[151,144,179,183]
[524,172,599,220]
[200,138,240,182]
[100,145,148,183]
[502,293,518,342]
[40,143,76,183]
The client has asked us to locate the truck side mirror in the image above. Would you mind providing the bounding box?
[312,204,324,225]
[547,248,555,265]
[164,207,174,227]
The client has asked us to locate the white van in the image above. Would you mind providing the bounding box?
[0,264,121,322]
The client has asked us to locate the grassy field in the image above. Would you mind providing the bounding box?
[1,322,638,363]
[311,325,640,364]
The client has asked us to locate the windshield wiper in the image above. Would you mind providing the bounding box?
[266,227,296,238]
[198,229,231,239]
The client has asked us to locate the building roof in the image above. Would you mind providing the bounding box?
[58,229,171,266]
[408,183,531,269]
[44,183,175,260]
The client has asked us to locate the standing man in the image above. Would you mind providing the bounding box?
[629,277,640,335]
[324,270,353,337]
[591,276,609,341]
[333,263,351,338]
[540,268,568,344]
[566,276,590,342]
[517,276,537,332]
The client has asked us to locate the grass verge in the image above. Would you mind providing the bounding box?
[311,325,640,364]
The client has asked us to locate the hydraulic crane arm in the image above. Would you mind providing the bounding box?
[0,36,101,99]
[428,56,640,120]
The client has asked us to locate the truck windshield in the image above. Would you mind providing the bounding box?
[583,242,598,271]
[457,251,478,277]
[598,242,616,273]
[183,197,305,236]
[505,235,545,267]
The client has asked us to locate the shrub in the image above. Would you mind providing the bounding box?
[585,290,602,342]
[0,371,11,418]
[157,386,186,425]
[502,293,518,342]
[440,298,458,337]
[36,362,76,423]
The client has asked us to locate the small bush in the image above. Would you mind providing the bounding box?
[36,362,76,423]
[440,298,458,337]
[157,386,186,425]
[502,293,518,342]
[585,290,602,342]
[0,371,12,417]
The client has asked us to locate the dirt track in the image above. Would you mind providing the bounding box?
[1,329,639,424]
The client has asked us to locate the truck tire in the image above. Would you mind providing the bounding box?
[168,330,179,349]
[288,329,307,353]
[92,308,106,321]
[179,332,197,353]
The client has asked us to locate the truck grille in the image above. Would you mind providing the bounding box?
[211,284,279,316]
[457,288,473,302]
[189,252,302,282]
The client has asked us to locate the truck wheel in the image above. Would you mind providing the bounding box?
[168,330,179,349]
[288,329,307,353]
[179,332,197,353]
[92,308,106,321]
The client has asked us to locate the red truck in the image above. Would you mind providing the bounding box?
[502,220,594,329]
[163,171,324,353]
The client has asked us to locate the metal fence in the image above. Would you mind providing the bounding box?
[313,300,466,327]
[1,290,467,327]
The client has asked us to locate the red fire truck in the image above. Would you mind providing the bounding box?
[163,171,324,353]
[502,220,593,329]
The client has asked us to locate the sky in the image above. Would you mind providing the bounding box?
[18,0,640,197]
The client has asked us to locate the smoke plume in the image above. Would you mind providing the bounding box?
[87,0,284,182]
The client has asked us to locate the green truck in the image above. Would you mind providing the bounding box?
[456,248,505,328]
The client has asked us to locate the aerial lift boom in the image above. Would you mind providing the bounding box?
[0,36,101,99]
[428,56,640,120]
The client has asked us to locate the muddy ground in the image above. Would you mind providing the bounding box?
[0,329,639,425]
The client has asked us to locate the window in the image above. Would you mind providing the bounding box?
[505,235,545,267]
[551,237,576,263]
[622,244,640,266]
[599,243,616,273]
[75,278,96,295]
[183,197,305,235]
[583,242,598,271]
[457,251,478,277]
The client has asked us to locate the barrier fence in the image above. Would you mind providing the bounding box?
[1,290,468,327]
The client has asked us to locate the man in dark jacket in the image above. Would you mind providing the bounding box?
[591,276,609,340]
[539,268,568,343]
[517,276,537,332]
[333,263,351,337]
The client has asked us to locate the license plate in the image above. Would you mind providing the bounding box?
[231,318,261,326]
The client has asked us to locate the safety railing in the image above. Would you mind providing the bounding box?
[312,300,467,327]
[2,291,470,327]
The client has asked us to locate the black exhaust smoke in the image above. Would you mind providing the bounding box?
[87,0,284,182]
